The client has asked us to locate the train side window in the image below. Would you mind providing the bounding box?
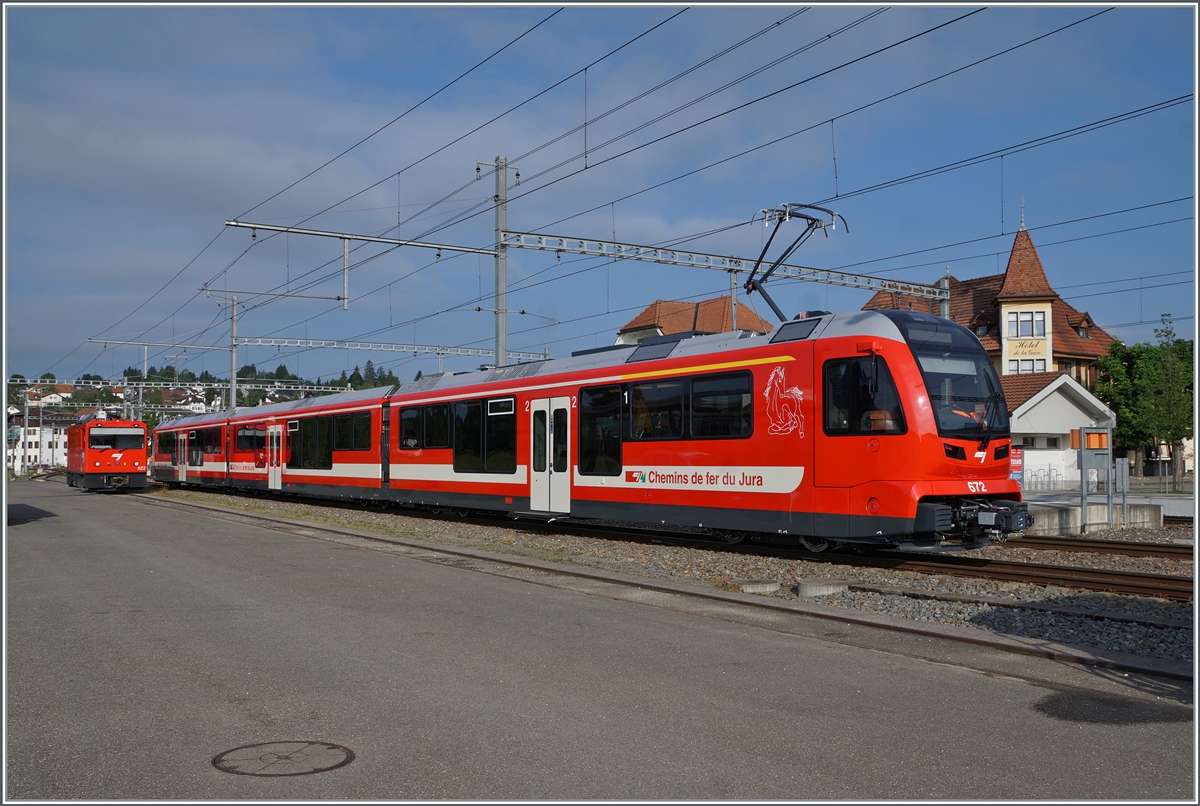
[485,398,516,473]
[204,428,224,455]
[424,404,450,448]
[453,401,483,472]
[552,408,568,473]
[157,432,177,465]
[399,407,422,449]
[353,412,372,451]
[291,417,334,468]
[334,414,354,451]
[532,410,547,473]
[823,356,906,436]
[629,381,683,440]
[579,385,622,475]
[691,372,753,438]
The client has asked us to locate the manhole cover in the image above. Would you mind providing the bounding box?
[212,741,354,776]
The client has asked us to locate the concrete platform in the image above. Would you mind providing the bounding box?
[1024,502,1163,535]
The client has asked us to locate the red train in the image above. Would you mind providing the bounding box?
[66,412,150,491]
[150,309,1032,551]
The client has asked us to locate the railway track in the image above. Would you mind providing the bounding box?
[1006,535,1194,559]
[859,552,1193,602]
[129,485,1194,602]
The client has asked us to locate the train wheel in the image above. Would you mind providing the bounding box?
[715,531,746,544]
[800,536,830,552]
[452,508,471,518]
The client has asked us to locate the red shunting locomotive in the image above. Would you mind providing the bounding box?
[67,411,150,491]
[151,309,1032,551]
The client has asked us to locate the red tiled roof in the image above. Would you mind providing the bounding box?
[1052,298,1114,359]
[997,229,1055,300]
[619,297,773,336]
[863,274,1004,351]
[862,228,1114,361]
[999,371,1066,413]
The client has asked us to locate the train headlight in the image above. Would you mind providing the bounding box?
[866,497,880,515]
[94,461,100,467]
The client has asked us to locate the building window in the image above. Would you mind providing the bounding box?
[1035,359,1045,372]
[1007,310,1045,338]
[1008,360,1018,374]
[976,324,988,337]
[1022,437,1035,447]
[1020,360,1034,374]
[1046,437,1060,449]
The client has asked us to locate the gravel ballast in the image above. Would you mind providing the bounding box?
[147,488,1194,664]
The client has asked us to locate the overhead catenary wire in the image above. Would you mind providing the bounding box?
[58,7,1180,381]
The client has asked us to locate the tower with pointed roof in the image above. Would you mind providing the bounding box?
[862,224,1114,391]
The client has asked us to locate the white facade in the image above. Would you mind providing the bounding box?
[6,424,69,473]
[1009,374,1115,488]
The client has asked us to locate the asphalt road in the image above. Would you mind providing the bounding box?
[6,481,1194,800]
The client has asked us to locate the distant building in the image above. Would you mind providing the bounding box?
[616,296,773,345]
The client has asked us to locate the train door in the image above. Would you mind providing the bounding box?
[530,397,570,514]
[177,432,188,483]
[267,424,284,490]
[814,345,906,490]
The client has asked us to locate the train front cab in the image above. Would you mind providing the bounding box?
[814,310,1030,550]
[68,418,149,491]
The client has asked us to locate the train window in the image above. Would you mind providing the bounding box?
[453,401,483,472]
[334,412,373,451]
[424,404,450,449]
[553,408,568,473]
[237,424,266,451]
[157,432,178,465]
[823,357,906,436]
[532,410,547,473]
[399,408,422,449]
[769,319,820,344]
[630,381,683,440]
[203,428,224,455]
[353,412,371,451]
[485,398,516,473]
[579,385,622,475]
[334,414,354,451]
[290,417,334,469]
[90,426,146,451]
[691,372,752,438]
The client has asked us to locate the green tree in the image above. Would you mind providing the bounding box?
[348,365,364,389]
[8,374,27,407]
[237,364,258,379]
[1096,341,1153,475]
[1143,316,1193,486]
[1097,315,1194,481]
[363,361,376,387]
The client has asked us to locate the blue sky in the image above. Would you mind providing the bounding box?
[4,4,1195,384]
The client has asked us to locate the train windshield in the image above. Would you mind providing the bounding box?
[89,427,146,450]
[881,312,1010,444]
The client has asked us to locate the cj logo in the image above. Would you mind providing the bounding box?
[764,366,804,437]
[625,470,646,483]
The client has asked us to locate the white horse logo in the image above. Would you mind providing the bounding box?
[764,366,804,437]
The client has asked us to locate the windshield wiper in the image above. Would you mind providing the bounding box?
[975,395,994,451]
